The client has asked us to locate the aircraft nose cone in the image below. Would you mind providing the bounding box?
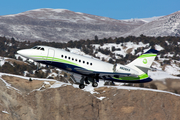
[17,50,24,55]
[17,50,20,54]
[17,49,30,57]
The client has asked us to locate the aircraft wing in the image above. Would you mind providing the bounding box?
[94,71,138,78]
[74,68,94,75]
[74,67,138,78]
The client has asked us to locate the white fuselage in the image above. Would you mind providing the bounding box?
[17,45,138,75]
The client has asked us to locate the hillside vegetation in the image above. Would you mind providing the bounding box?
[0,35,180,75]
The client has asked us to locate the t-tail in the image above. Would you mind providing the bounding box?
[126,49,158,73]
[123,49,158,82]
[112,49,158,83]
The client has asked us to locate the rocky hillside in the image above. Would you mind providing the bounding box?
[125,11,180,37]
[0,8,145,42]
[1,73,180,120]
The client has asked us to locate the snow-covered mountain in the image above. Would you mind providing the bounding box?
[124,11,180,37]
[0,8,145,42]
[0,8,180,42]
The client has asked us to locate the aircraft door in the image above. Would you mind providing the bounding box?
[46,49,55,64]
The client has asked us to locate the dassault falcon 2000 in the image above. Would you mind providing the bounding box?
[17,45,158,89]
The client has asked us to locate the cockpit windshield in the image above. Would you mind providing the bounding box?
[31,46,45,51]
[32,46,38,49]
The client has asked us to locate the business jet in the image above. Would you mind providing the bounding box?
[17,45,158,89]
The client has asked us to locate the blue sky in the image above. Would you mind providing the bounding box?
[0,0,179,19]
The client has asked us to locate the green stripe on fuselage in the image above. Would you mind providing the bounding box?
[113,74,149,81]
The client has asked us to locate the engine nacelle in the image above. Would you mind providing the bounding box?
[113,64,138,75]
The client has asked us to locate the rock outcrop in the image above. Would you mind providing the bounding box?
[0,74,180,120]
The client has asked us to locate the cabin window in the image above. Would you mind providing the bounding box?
[75,59,77,61]
[65,56,67,59]
[79,60,81,62]
[87,62,89,65]
[83,61,85,64]
[90,63,92,65]
[72,58,74,61]
[68,57,70,59]
[61,55,63,58]
[37,47,41,50]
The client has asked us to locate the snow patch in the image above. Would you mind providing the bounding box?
[96,96,106,100]
[76,12,83,15]
[113,85,180,97]
[0,57,5,66]
[155,45,164,51]
[2,110,9,114]
[96,52,111,61]
[123,16,162,23]
[15,54,28,61]
[50,81,69,88]
[51,9,69,13]
[93,42,149,58]
[148,71,179,80]
[164,64,180,75]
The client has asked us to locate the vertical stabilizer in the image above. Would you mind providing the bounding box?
[126,49,158,74]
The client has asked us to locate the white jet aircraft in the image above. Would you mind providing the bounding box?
[17,45,158,89]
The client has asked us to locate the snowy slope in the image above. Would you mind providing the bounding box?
[124,11,180,37]
[93,42,149,57]
[1,72,180,99]
[1,8,180,42]
[0,8,145,42]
